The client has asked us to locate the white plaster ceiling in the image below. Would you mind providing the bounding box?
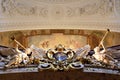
[0,0,120,32]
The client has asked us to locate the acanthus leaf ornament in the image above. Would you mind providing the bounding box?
[1,0,114,17]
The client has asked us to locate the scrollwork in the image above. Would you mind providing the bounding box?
[115,0,120,16]
[66,7,75,17]
[0,0,114,17]
[1,0,17,15]
[74,0,113,16]
[1,0,48,17]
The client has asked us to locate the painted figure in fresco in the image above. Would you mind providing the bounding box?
[41,41,49,49]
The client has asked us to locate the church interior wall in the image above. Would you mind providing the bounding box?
[0,29,120,50]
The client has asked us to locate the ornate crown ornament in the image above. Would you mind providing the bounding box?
[0,43,120,74]
[38,44,84,71]
[0,32,120,74]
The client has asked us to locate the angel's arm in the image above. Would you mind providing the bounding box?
[15,44,22,53]
[100,41,106,53]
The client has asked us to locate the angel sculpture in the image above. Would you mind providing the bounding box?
[4,44,30,68]
[2,36,90,70]
[93,29,118,67]
[93,41,118,67]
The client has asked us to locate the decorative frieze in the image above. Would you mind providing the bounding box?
[0,0,114,17]
[115,0,120,16]
[0,0,119,32]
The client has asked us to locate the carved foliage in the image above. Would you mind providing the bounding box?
[1,0,48,16]
[65,0,114,17]
[1,0,114,17]
[115,0,120,15]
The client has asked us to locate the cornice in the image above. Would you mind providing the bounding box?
[0,22,120,32]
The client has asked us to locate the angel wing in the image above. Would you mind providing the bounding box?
[75,45,90,59]
[0,45,17,57]
[30,45,46,60]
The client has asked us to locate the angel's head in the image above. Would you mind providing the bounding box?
[25,48,32,54]
[94,47,100,53]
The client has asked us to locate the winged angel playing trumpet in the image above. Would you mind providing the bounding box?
[0,29,119,70]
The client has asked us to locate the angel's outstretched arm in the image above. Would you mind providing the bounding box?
[99,41,106,53]
[15,44,22,53]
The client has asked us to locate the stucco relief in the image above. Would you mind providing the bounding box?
[0,0,114,17]
[115,0,120,16]
[30,0,81,4]
[1,0,48,16]
[50,6,64,19]
[66,0,114,17]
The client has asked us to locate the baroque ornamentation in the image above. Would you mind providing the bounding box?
[66,0,114,17]
[0,22,120,32]
[0,0,114,17]
[30,0,81,4]
[0,37,120,72]
[1,0,48,16]
[115,0,120,15]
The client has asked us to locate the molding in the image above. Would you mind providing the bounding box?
[25,0,81,4]
[0,0,120,33]
[0,22,120,32]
